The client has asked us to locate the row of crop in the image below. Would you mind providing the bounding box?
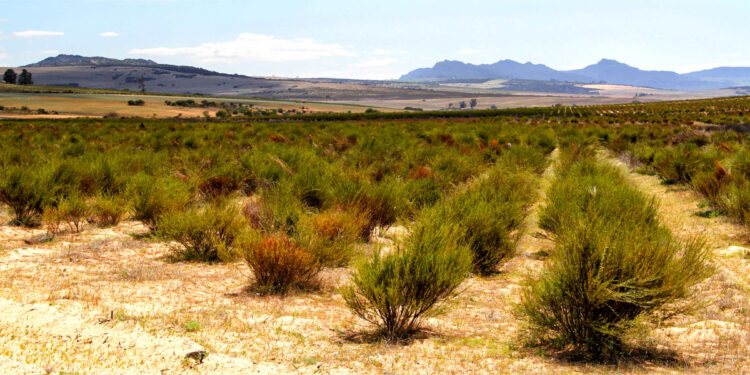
[518,146,712,357]
[343,154,542,339]
[601,124,750,226]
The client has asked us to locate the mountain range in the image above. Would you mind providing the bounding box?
[400,58,750,90]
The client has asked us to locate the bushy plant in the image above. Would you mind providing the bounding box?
[128,174,192,229]
[238,231,319,294]
[721,183,750,225]
[57,194,91,233]
[156,202,244,262]
[521,153,712,356]
[341,215,472,340]
[42,205,63,237]
[248,182,305,234]
[0,166,50,226]
[439,166,535,275]
[350,178,409,239]
[404,178,444,210]
[296,208,367,268]
[90,194,128,227]
[653,147,704,184]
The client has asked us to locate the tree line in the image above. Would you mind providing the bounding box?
[3,69,33,85]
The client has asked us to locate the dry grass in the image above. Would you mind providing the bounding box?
[0,153,747,373]
[0,92,374,119]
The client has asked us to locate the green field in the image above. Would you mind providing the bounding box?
[0,97,748,374]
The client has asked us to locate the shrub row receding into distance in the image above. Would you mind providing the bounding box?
[520,145,712,357]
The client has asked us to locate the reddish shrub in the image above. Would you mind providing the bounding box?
[409,165,434,180]
[241,233,318,293]
[269,134,290,143]
[199,175,239,200]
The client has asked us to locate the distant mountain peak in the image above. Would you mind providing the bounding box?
[597,58,622,64]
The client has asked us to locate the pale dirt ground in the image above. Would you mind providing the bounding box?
[0,153,748,374]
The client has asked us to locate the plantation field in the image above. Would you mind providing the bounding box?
[0,98,749,374]
[0,91,380,119]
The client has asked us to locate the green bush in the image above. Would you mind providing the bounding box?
[341,215,472,340]
[91,194,129,227]
[721,183,750,225]
[128,174,192,229]
[156,203,244,262]
[440,166,535,275]
[42,205,63,237]
[653,147,704,184]
[521,153,712,356]
[295,208,367,268]
[248,182,304,234]
[57,194,91,233]
[350,178,409,239]
[0,166,50,226]
[404,178,444,210]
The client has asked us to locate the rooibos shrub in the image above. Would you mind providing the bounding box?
[296,208,367,268]
[521,153,712,356]
[653,146,704,185]
[721,183,750,225]
[443,166,535,275]
[128,174,192,229]
[91,194,128,227]
[341,214,472,340]
[156,202,244,262]
[350,178,408,239]
[238,231,319,294]
[57,194,91,233]
[0,166,50,226]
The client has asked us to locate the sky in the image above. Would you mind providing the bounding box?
[1,0,749,79]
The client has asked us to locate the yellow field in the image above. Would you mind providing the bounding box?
[0,92,381,118]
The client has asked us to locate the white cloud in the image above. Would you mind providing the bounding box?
[100,31,119,37]
[350,58,398,68]
[371,48,407,55]
[13,30,64,38]
[129,33,356,63]
[0,52,8,60]
[39,49,60,55]
[458,49,478,55]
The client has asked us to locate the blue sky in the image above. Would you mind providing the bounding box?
[1,0,749,79]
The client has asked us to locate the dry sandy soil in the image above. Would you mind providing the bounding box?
[0,154,748,374]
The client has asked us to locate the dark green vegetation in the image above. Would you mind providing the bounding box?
[2,95,750,352]
[3,69,32,85]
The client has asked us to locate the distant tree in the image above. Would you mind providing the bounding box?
[137,76,146,93]
[17,69,33,85]
[459,101,467,109]
[3,69,17,84]
[469,98,477,109]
